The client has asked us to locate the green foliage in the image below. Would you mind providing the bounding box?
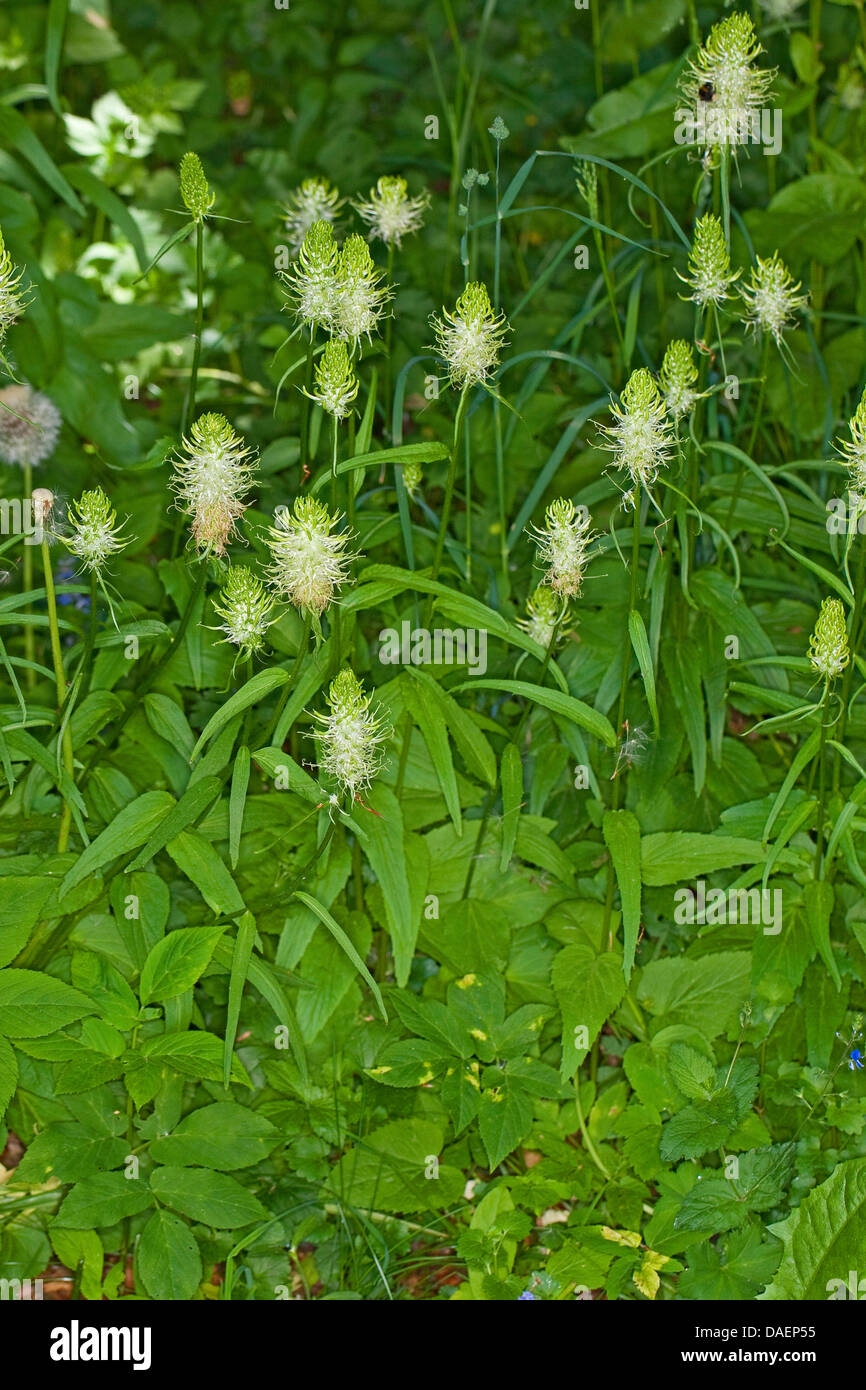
[0,0,863,1306]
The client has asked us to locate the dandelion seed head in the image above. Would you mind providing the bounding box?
[0,385,61,467]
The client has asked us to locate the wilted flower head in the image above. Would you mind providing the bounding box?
[0,385,61,466]
[172,413,256,556]
[837,386,866,495]
[353,176,428,248]
[598,368,674,495]
[315,668,390,799]
[659,340,701,419]
[31,488,55,529]
[678,213,740,308]
[283,177,343,252]
[179,152,215,222]
[519,584,568,648]
[0,227,26,344]
[281,220,339,333]
[66,487,130,572]
[680,12,775,147]
[528,499,595,598]
[212,565,274,658]
[307,338,359,420]
[334,233,390,347]
[738,252,807,345]
[266,496,353,615]
[430,281,509,389]
[808,597,850,680]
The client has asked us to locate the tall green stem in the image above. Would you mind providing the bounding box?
[423,385,470,627]
[23,461,35,689]
[183,219,204,438]
[42,538,75,851]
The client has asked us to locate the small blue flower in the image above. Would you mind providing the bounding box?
[517,1290,538,1301]
[55,557,90,612]
[849,1049,864,1071]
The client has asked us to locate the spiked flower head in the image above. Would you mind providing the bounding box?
[738,252,807,344]
[401,459,423,496]
[430,281,509,389]
[598,368,674,495]
[213,565,274,658]
[0,227,26,342]
[575,161,599,220]
[266,496,353,615]
[308,338,359,419]
[172,413,256,556]
[528,499,595,599]
[808,597,850,680]
[519,584,568,648]
[66,487,130,572]
[179,152,215,222]
[281,220,339,333]
[353,176,428,248]
[0,385,61,466]
[680,12,775,147]
[283,177,343,252]
[315,668,390,798]
[659,340,701,419]
[679,214,740,308]
[334,233,390,346]
[837,386,866,495]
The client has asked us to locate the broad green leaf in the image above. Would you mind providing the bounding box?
[499,742,523,872]
[294,890,386,1020]
[125,777,222,872]
[149,1102,279,1171]
[803,878,840,991]
[478,1079,534,1169]
[637,952,750,1035]
[0,1036,17,1120]
[451,679,616,747]
[149,1166,267,1229]
[552,944,627,1080]
[189,669,289,763]
[758,1157,866,1299]
[138,1210,202,1301]
[59,791,175,899]
[138,925,227,1005]
[0,970,95,1037]
[357,784,414,987]
[640,832,778,886]
[140,1031,251,1087]
[327,1118,463,1213]
[54,1173,152,1229]
[628,610,659,736]
[165,829,245,916]
[12,1124,127,1185]
[223,911,256,1087]
[602,809,642,981]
